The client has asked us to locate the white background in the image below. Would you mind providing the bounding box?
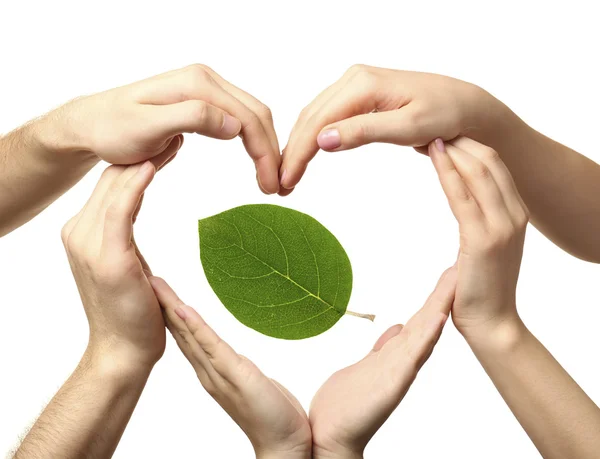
[1,1,599,457]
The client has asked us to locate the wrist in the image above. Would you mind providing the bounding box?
[82,344,153,390]
[256,450,311,459]
[459,313,527,353]
[464,84,533,151]
[312,445,363,459]
[30,101,98,165]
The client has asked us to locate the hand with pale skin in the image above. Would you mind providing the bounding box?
[149,277,312,459]
[14,154,175,459]
[60,153,176,367]
[280,64,600,263]
[0,64,280,236]
[430,137,600,459]
[429,136,528,335]
[309,268,456,459]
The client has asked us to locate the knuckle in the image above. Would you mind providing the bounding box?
[346,63,371,76]
[350,121,372,145]
[60,223,72,247]
[480,146,500,163]
[257,104,273,121]
[404,105,426,129]
[469,162,492,180]
[188,100,209,123]
[104,202,122,222]
[483,225,515,253]
[352,67,378,91]
[184,64,212,89]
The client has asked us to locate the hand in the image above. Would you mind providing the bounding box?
[429,137,529,339]
[150,277,312,459]
[279,65,505,194]
[40,64,281,194]
[61,148,178,369]
[309,268,457,459]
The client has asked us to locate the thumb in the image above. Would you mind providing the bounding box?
[317,106,434,152]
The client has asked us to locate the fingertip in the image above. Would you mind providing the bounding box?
[256,156,280,194]
[278,186,295,197]
[222,113,242,139]
[434,138,446,153]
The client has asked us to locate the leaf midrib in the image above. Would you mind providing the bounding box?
[228,242,339,314]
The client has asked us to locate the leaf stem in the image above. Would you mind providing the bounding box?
[345,310,376,322]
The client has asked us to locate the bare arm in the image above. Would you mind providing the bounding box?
[0,116,98,236]
[278,66,600,263]
[0,64,282,237]
[430,136,600,458]
[470,96,600,263]
[13,349,151,459]
[466,319,600,459]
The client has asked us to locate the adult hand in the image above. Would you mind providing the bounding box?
[61,148,177,369]
[429,137,528,338]
[150,277,312,459]
[42,64,280,193]
[279,65,501,194]
[309,268,456,459]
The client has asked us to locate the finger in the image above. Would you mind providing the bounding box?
[150,277,216,375]
[163,307,214,378]
[152,101,241,140]
[282,69,360,185]
[449,137,529,221]
[399,266,457,352]
[445,143,511,226]
[316,106,434,153]
[73,165,125,232]
[419,266,458,317]
[148,134,183,170]
[372,324,404,352]
[133,236,151,276]
[200,66,280,159]
[280,79,380,190]
[176,304,239,366]
[429,139,483,224]
[142,66,280,194]
[103,162,155,250]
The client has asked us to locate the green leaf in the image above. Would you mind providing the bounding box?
[198,204,362,340]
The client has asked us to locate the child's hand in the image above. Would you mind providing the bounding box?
[429,137,529,339]
[150,278,312,459]
[279,65,503,193]
[61,146,178,370]
[309,268,456,459]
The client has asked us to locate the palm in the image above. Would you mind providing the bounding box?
[227,357,312,455]
[310,345,410,455]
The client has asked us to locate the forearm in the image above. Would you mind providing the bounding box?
[465,317,600,459]
[0,110,98,237]
[472,90,600,263]
[14,347,151,459]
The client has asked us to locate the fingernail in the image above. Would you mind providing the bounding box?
[222,114,241,137]
[434,138,446,153]
[317,129,341,150]
[175,307,187,320]
[280,169,288,187]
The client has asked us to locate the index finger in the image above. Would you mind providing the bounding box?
[139,65,281,194]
